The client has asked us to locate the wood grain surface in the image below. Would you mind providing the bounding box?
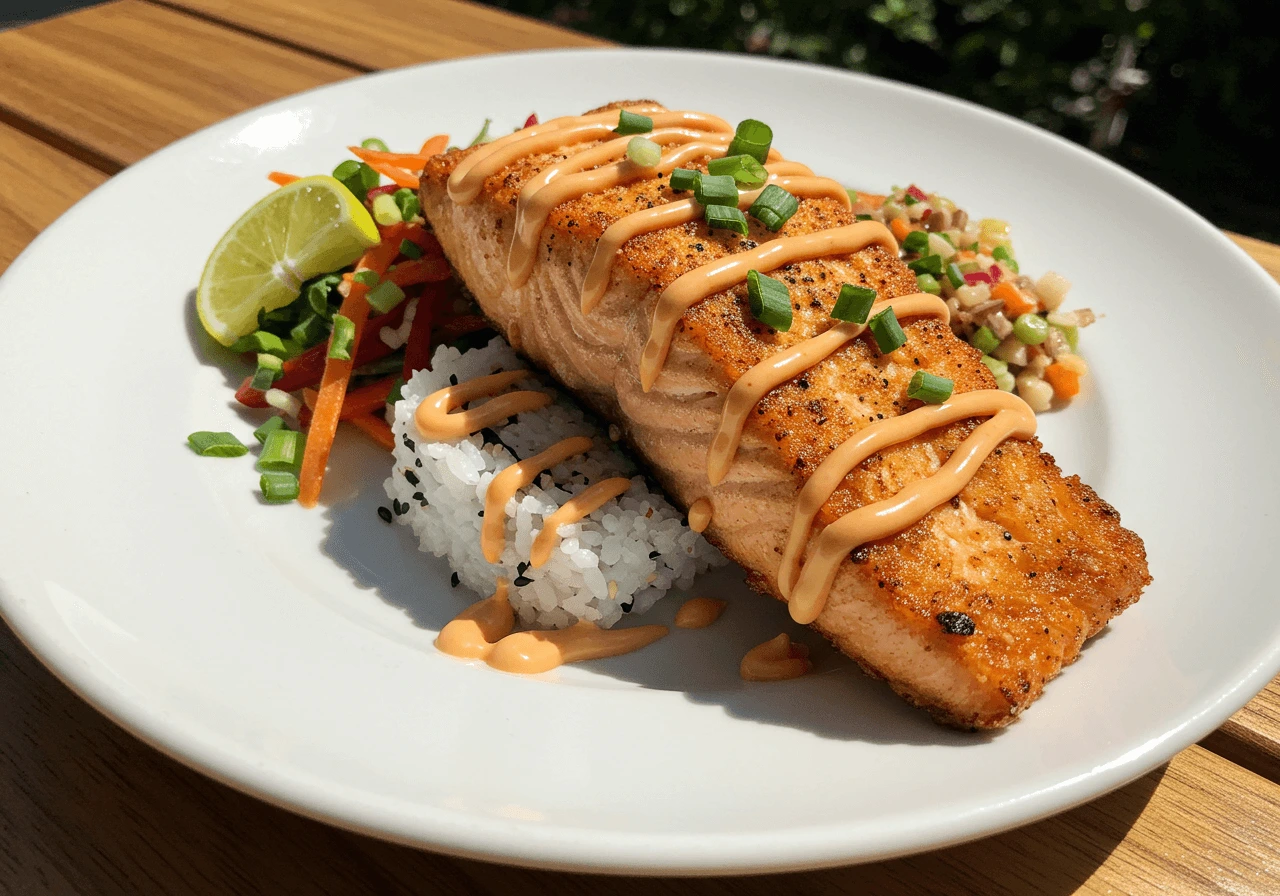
[3,1,1280,892]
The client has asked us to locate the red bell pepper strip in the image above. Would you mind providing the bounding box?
[402,284,444,377]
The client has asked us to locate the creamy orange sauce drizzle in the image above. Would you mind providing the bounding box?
[482,436,593,563]
[435,580,668,673]
[414,369,549,440]
[529,476,632,568]
[740,633,811,681]
[580,172,851,314]
[448,106,703,203]
[687,497,713,533]
[707,294,950,485]
[509,131,741,287]
[639,220,899,391]
[435,108,1043,645]
[674,597,727,629]
[785,393,1037,623]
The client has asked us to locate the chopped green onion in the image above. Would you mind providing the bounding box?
[259,470,300,504]
[1013,313,1049,345]
[992,245,1019,273]
[290,313,328,348]
[980,355,1008,377]
[707,154,767,187]
[692,174,738,207]
[328,314,355,361]
[901,230,929,254]
[278,338,303,360]
[907,254,943,276]
[915,273,941,295]
[393,188,420,222]
[229,330,287,357]
[332,160,379,202]
[855,213,873,221]
[253,416,289,444]
[371,192,402,226]
[614,110,654,135]
[257,429,306,473]
[831,284,877,324]
[968,242,980,252]
[399,239,422,260]
[868,306,907,354]
[387,377,405,405]
[467,118,493,147]
[626,135,662,168]
[746,270,793,332]
[945,262,965,289]
[352,270,380,287]
[903,193,920,206]
[726,119,772,164]
[970,325,1000,355]
[907,370,954,403]
[994,370,1016,392]
[251,352,284,390]
[1051,323,1079,352]
[360,137,390,152]
[366,280,405,314]
[305,273,341,318]
[187,431,247,457]
[669,168,700,192]
[264,389,301,417]
[705,204,749,235]
[747,184,799,232]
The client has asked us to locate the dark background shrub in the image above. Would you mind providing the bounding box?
[484,0,1277,241]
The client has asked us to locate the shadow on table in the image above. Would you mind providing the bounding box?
[3,616,1165,895]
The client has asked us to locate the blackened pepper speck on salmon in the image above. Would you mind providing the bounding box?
[417,100,1150,729]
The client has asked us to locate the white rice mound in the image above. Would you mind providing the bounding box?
[385,339,724,629]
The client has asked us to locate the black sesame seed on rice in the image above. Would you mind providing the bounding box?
[513,576,533,586]
[451,572,460,588]
[405,470,420,486]
[377,506,393,523]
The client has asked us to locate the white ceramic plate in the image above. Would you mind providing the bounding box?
[2,49,1279,875]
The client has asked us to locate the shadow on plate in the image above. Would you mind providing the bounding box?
[315,438,999,748]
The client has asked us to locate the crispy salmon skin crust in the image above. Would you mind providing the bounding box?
[418,102,1150,728]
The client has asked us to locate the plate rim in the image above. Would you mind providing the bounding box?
[3,45,1280,875]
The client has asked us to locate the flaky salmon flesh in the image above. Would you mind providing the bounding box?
[417,101,1150,728]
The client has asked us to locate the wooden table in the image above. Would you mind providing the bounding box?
[3,2,1280,891]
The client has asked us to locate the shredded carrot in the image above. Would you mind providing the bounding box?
[363,161,420,189]
[387,257,452,286]
[268,171,300,186]
[337,376,397,419]
[297,238,401,508]
[345,414,396,451]
[348,146,430,168]
[889,217,915,243]
[1044,364,1081,400]
[419,134,449,156]
[992,280,1038,317]
[855,191,886,207]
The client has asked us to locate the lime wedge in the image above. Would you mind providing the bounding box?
[197,175,380,346]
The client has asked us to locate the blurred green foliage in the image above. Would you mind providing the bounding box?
[487,0,1277,240]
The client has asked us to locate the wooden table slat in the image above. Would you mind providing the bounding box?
[0,0,358,167]
[4,2,1280,891]
[0,123,109,271]
[150,0,607,71]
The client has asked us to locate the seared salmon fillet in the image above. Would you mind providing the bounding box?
[418,101,1150,728]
